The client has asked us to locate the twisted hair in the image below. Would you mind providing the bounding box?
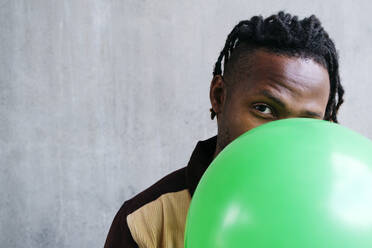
[210,11,344,123]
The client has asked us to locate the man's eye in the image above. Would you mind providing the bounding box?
[253,104,273,115]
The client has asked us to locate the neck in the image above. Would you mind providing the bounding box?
[212,143,222,160]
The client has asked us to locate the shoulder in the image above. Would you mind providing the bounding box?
[126,167,191,247]
[125,167,188,214]
[105,167,191,248]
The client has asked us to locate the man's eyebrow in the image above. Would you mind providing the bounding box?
[302,111,322,118]
[259,90,286,108]
[259,90,323,118]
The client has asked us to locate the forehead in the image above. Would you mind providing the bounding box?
[232,49,330,103]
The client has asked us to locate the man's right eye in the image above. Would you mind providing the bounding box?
[253,103,276,119]
[253,103,274,115]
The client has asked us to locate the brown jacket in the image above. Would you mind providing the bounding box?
[104,135,217,248]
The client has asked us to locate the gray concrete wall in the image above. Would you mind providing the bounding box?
[1,0,371,247]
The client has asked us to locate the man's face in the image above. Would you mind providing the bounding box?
[210,49,330,156]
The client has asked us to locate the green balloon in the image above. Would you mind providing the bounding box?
[184,118,372,248]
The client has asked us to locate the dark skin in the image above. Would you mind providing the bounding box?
[210,49,330,159]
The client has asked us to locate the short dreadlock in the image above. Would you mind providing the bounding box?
[209,11,344,123]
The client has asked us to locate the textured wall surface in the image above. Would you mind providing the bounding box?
[1,0,371,247]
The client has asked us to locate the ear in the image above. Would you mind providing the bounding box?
[209,75,227,117]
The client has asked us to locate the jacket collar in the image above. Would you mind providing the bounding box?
[186,135,217,196]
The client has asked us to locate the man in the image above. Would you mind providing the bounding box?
[104,11,344,247]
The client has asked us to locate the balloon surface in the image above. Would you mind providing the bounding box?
[184,118,372,248]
